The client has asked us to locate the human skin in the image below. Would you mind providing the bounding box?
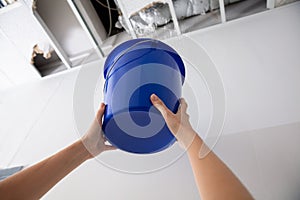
[150,94,253,200]
[0,96,254,200]
[0,103,116,200]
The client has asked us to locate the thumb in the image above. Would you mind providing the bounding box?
[96,103,106,124]
[150,94,171,119]
[104,145,117,151]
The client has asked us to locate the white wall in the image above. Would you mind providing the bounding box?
[0,26,41,89]
[0,1,49,90]
[0,1,49,61]
[187,2,300,135]
[0,68,14,91]
[212,122,300,199]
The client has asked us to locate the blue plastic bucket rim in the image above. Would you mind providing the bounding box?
[103,38,185,84]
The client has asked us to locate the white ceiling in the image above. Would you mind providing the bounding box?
[0,2,300,199]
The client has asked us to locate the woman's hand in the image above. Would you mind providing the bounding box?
[151,94,253,200]
[150,94,196,149]
[81,103,116,158]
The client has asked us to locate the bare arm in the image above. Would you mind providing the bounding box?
[150,94,253,200]
[0,103,115,199]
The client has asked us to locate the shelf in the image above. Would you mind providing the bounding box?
[0,2,22,15]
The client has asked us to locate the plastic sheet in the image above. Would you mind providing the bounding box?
[116,0,244,36]
[118,0,210,36]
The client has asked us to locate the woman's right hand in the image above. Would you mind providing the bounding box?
[151,94,254,200]
[150,94,197,149]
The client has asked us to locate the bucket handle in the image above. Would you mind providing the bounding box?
[103,39,159,92]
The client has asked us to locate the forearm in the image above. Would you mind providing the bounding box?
[187,132,253,200]
[0,140,91,199]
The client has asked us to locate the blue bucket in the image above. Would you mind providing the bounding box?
[103,38,185,154]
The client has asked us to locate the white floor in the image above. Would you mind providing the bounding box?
[1,2,300,200]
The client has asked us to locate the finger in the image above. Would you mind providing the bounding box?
[100,131,107,141]
[150,94,172,119]
[96,103,106,124]
[104,145,117,151]
[177,98,188,114]
[103,136,107,142]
